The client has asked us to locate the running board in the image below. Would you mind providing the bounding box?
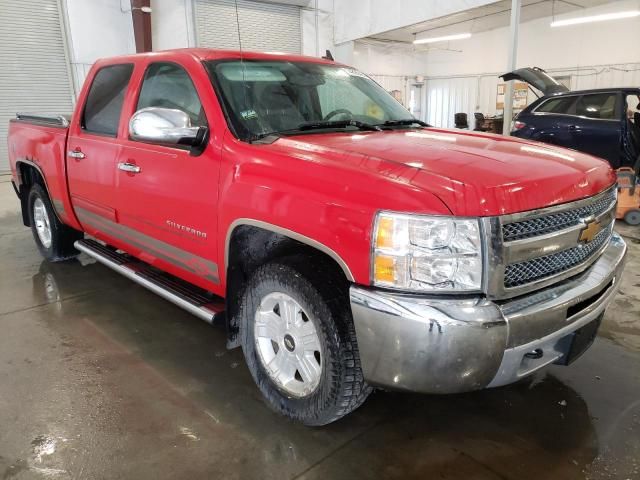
[74,239,225,324]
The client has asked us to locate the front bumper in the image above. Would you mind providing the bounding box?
[350,233,627,394]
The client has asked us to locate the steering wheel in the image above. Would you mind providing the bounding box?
[323,109,354,121]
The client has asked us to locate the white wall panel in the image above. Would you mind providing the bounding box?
[425,77,479,129]
[0,0,74,173]
[195,0,301,53]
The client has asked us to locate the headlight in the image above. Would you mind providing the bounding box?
[372,212,483,292]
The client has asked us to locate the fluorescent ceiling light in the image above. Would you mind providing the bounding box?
[551,10,640,27]
[413,33,471,44]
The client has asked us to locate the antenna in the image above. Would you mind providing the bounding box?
[234,0,251,139]
[233,0,243,54]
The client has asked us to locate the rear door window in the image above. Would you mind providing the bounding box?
[82,64,134,136]
[535,96,576,114]
[575,93,618,120]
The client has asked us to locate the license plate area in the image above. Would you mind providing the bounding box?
[554,314,603,366]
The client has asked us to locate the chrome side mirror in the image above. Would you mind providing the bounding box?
[129,107,206,149]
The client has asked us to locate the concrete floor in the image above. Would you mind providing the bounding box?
[0,175,639,480]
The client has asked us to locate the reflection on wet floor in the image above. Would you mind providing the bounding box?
[0,207,639,479]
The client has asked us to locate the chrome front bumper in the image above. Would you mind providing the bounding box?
[350,233,627,394]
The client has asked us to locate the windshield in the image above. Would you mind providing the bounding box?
[205,60,413,140]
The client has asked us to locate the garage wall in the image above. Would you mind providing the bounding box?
[333,0,496,44]
[422,0,640,128]
[195,0,302,53]
[0,0,75,173]
[425,64,640,129]
[63,0,136,91]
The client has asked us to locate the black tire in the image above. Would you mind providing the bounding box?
[27,184,83,261]
[624,209,640,226]
[239,258,372,426]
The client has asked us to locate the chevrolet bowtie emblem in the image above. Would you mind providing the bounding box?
[579,219,602,244]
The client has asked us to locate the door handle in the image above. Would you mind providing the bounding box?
[68,149,86,159]
[117,162,141,174]
[568,125,578,131]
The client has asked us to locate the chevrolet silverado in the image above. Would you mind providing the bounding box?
[8,49,627,425]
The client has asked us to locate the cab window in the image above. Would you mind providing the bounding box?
[82,64,134,136]
[136,62,206,127]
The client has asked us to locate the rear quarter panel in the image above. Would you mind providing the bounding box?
[8,120,81,230]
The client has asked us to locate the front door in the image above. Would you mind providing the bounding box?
[67,64,134,234]
[115,61,220,292]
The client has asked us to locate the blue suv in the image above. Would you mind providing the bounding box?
[502,67,640,169]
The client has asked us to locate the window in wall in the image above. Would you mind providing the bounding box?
[137,62,206,126]
[575,93,618,120]
[82,64,134,136]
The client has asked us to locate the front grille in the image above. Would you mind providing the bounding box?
[504,222,613,288]
[502,188,616,242]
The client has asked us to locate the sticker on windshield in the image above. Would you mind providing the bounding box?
[241,109,258,120]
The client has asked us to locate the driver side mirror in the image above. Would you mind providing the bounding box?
[129,107,208,155]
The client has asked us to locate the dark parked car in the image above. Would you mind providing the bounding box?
[502,67,640,169]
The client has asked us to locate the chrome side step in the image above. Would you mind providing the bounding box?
[74,239,225,324]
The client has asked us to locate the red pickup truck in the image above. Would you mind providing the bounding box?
[8,49,627,425]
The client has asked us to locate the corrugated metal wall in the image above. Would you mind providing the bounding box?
[0,0,74,173]
[195,0,301,54]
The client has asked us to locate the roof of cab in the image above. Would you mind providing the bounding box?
[95,48,339,66]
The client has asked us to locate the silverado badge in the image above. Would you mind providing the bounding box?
[578,219,602,244]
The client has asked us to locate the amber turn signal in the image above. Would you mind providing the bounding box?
[374,255,395,283]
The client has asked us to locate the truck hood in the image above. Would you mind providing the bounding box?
[267,128,615,216]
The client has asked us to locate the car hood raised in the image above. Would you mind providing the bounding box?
[267,128,615,216]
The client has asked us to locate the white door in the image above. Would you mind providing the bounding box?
[195,0,302,54]
[409,83,424,121]
[0,0,75,173]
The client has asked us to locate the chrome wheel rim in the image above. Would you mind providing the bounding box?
[254,292,322,397]
[33,198,52,249]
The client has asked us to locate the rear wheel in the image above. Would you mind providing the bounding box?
[240,259,372,426]
[28,184,83,261]
[623,209,640,226]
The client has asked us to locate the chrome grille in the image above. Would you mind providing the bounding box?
[503,222,613,288]
[502,188,616,242]
[485,186,618,299]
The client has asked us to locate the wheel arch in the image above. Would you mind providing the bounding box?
[15,160,62,227]
[223,219,356,349]
[224,219,354,282]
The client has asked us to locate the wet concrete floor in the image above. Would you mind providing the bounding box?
[0,176,639,480]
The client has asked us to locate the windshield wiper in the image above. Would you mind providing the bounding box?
[248,119,382,143]
[298,120,382,132]
[380,119,430,128]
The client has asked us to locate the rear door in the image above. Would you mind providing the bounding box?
[570,92,623,167]
[114,60,221,291]
[518,95,578,146]
[67,63,134,231]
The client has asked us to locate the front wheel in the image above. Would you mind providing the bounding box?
[240,260,372,426]
[28,184,83,261]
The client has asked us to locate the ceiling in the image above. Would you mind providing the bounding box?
[368,0,615,43]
